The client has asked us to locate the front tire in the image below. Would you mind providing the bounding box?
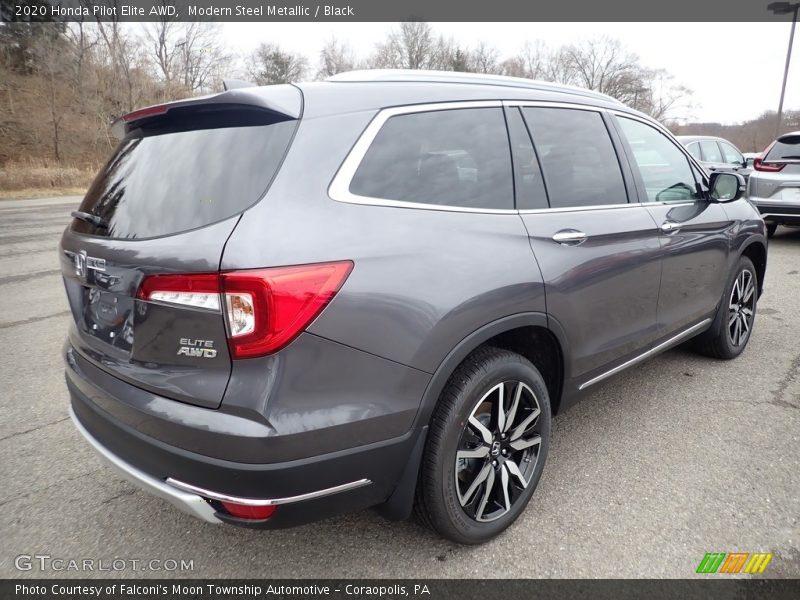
[414,347,551,544]
[694,256,758,359]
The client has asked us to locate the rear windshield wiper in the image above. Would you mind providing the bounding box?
[71,211,108,229]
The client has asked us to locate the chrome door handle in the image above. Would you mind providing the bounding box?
[552,230,588,245]
[660,221,681,234]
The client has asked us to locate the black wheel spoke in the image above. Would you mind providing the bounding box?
[727,269,755,347]
[455,379,542,522]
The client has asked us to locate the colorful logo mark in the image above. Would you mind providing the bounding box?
[696,552,773,574]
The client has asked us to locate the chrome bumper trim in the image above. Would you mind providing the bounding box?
[165,477,372,506]
[68,405,223,524]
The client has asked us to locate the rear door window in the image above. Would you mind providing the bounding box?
[720,141,744,165]
[72,111,297,239]
[617,117,701,203]
[699,140,723,163]
[521,107,627,209]
[349,107,514,210]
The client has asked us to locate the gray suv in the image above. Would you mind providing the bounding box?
[62,70,767,544]
[747,131,800,237]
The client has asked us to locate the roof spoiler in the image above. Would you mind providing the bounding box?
[223,79,257,91]
[110,84,301,139]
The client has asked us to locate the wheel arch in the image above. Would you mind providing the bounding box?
[379,312,566,521]
[740,238,767,298]
[414,313,567,428]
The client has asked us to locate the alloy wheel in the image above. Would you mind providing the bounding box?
[454,381,543,522]
[728,269,755,347]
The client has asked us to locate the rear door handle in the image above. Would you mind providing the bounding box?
[552,230,588,245]
[660,221,681,234]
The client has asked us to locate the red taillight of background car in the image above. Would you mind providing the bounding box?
[753,157,785,172]
[753,141,785,172]
[137,261,353,359]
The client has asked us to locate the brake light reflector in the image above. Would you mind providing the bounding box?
[122,104,169,122]
[221,261,353,359]
[753,157,785,172]
[219,501,276,520]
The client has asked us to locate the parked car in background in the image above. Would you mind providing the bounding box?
[743,152,760,168]
[748,131,800,237]
[677,135,752,182]
[62,70,767,545]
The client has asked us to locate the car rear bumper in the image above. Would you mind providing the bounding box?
[65,341,424,528]
[68,403,224,524]
[750,200,800,225]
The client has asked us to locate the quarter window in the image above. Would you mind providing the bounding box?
[617,117,701,203]
[686,142,702,160]
[349,107,513,210]
[720,141,744,165]
[521,107,627,209]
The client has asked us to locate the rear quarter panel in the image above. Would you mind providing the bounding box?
[221,109,547,375]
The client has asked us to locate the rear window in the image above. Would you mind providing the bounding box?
[72,112,296,239]
[765,135,800,161]
[521,107,627,208]
[349,107,513,210]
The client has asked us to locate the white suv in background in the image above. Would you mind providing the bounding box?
[748,131,800,237]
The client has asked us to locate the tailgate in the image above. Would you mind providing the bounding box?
[60,86,301,408]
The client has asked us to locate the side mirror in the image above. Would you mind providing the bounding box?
[709,171,746,202]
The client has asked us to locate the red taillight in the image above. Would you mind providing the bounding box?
[222,261,353,359]
[122,104,169,122]
[137,261,353,359]
[753,157,785,172]
[137,273,221,311]
[219,501,276,520]
[754,141,785,172]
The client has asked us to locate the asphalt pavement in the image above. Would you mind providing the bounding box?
[0,196,798,578]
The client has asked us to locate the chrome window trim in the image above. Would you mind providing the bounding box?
[502,100,606,112]
[328,100,700,216]
[327,100,519,215]
[518,202,640,215]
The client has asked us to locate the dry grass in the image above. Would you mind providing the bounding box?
[0,159,95,199]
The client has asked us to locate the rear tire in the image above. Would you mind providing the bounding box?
[766,222,778,238]
[414,347,551,544]
[694,256,758,359]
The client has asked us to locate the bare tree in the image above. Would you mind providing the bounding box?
[370,22,437,69]
[469,41,500,74]
[633,68,693,122]
[248,42,307,84]
[65,21,99,113]
[317,37,356,79]
[30,30,72,160]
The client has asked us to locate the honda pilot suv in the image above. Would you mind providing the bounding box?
[62,70,767,544]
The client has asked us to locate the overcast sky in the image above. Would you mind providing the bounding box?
[220,22,799,124]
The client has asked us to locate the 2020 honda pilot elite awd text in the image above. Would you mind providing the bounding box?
[62,70,767,544]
